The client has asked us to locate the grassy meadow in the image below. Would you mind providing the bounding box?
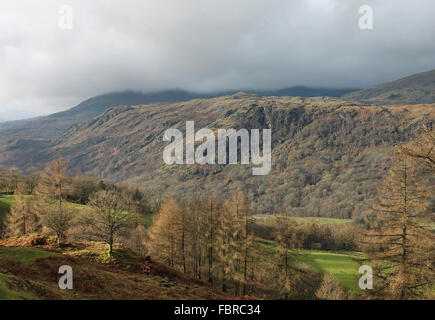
[0,194,14,224]
[256,238,363,293]
[254,215,352,225]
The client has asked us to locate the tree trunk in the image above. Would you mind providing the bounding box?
[109,233,114,255]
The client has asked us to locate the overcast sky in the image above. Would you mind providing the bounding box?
[0,0,434,121]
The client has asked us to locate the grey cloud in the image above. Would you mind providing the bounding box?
[0,0,434,121]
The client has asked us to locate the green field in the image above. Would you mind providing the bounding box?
[256,238,363,292]
[254,215,352,225]
[295,250,363,292]
[0,194,14,224]
[291,217,352,225]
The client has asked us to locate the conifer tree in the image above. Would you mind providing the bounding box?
[37,157,73,216]
[37,157,74,246]
[398,125,434,174]
[275,209,304,299]
[5,195,42,237]
[315,273,347,300]
[148,198,183,267]
[363,153,434,299]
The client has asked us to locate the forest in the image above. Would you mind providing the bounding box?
[0,125,433,300]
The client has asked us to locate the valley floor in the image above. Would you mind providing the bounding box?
[256,238,363,293]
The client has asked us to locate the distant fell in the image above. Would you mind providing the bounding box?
[343,69,435,105]
[0,87,358,140]
[252,86,356,98]
[0,90,204,140]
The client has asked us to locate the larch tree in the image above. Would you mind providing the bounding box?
[5,195,42,237]
[238,193,255,296]
[398,125,435,217]
[37,157,74,246]
[0,167,21,194]
[217,194,241,294]
[315,273,347,300]
[148,198,183,267]
[203,196,219,285]
[37,157,73,215]
[363,153,434,299]
[185,197,206,279]
[217,192,254,295]
[398,125,434,174]
[275,209,304,299]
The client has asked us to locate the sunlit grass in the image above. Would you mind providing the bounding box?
[295,250,363,292]
[254,214,352,225]
[256,237,363,292]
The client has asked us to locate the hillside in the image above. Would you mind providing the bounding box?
[0,90,203,140]
[0,87,357,139]
[343,69,435,105]
[5,94,432,219]
[0,195,357,300]
[0,87,356,169]
[0,240,229,300]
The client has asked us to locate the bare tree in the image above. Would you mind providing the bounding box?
[16,168,40,195]
[79,190,137,255]
[42,204,75,246]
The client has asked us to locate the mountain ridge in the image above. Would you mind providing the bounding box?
[343,69,435,105]
[0,86,358,131]
[7,94,432,219]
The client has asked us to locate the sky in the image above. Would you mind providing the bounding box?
[0,0,434,121]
